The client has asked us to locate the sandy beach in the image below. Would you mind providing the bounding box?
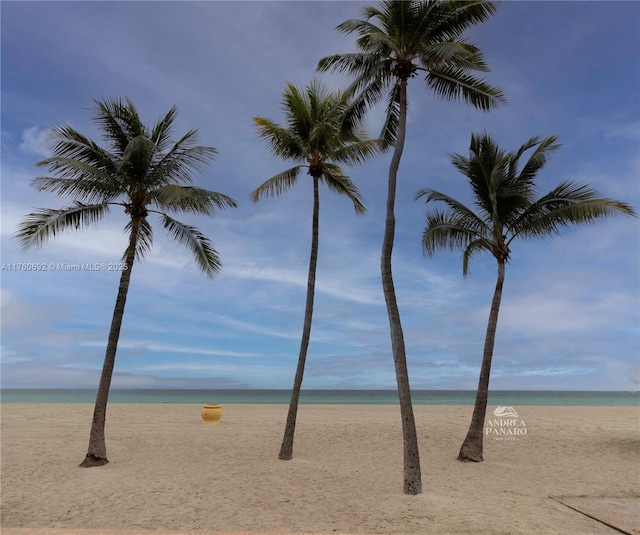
[1,403,638,534]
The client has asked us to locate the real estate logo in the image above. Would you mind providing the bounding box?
[485,405,527,441]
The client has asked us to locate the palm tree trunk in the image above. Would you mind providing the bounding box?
[382,79,422,495]
[458,257,506,462]
[279,177,320,460]
[79,217,140,467]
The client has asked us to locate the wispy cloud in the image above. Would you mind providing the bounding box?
[18,126,49,157]
[78,340,261,358]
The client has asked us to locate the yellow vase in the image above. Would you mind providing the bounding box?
[201,404,222,424]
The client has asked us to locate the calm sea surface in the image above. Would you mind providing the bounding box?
[1,389,638,406]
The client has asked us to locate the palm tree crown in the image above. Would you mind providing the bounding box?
[251,80,379,207]
[417,132,636,273]
[318,0,506,143]
[18,97,236,275]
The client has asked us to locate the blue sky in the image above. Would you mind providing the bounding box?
[1,1,638,391]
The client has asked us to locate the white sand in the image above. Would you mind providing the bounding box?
[1,403,638,534]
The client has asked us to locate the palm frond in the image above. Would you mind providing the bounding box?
[42,125,117,172]
[405,0,442,47]
[92,97,145,156]
[510,181,637,241]
[17,202,111,249]
[146,144,218,188]
[426,66,505,110]
[332,138,383,166]
[317,52,387,82]
[434,0,499,41]
[161,128,200,155]
[338,62,396,142]
[283,83,315,141]
[150,104,178,152]
[416,187,488,235]
[418,40,487,72]
[336,17,384,37]
[450,133,510,219]
[514,135,561,186]
[362,4,384,20]
[420,196,496,275]
[305,83,348,154]
[250,166,303,202]
[462,238,492,276]
[124,216,153,262]
[150,185,237,214]
[421,209,486,258]
[32,167,121,203]
[343,16,395,55]
[379,82,401,147]
[161,214,221,278]
[322,165,367,214]
[254,117,305,161]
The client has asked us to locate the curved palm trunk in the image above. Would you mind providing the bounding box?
[79,217,140,467]
[382,79,422,495]
[458,258,506,462]
[279,177,320,460]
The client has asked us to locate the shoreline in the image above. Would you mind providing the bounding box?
[2,388,638,407]
[2,404,638,534]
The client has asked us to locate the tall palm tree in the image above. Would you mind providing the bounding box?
[17,97,237,467]
[250,80,380,460]
[318,0,505,494]
[417,132,636,462]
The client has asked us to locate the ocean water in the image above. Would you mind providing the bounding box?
[1,389,638,406]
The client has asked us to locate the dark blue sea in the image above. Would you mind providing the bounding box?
[1,389,638,406]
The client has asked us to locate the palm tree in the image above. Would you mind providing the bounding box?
[417,132,636,462]
[17,98,237,467]
[250,80,380,460]
[317,0,505,494]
